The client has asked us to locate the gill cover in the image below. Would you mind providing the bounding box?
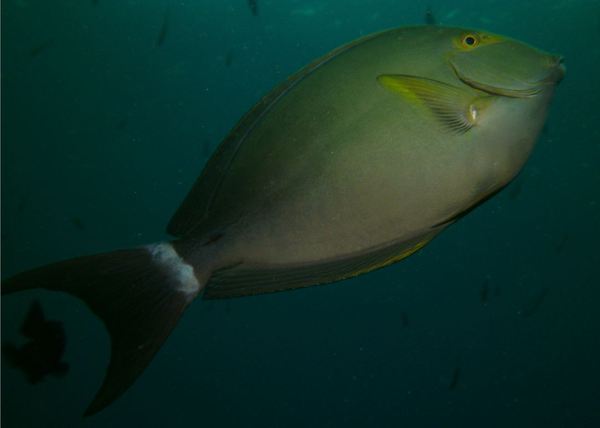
[449,32,560,98]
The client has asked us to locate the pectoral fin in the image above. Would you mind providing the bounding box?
[377,74,489,135]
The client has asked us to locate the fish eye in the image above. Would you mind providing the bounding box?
[461,34,479,48]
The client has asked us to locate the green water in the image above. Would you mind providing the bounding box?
[2,1,599,427]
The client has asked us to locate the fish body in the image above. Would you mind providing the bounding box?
[2,26,564,415]
[171,27,562,296]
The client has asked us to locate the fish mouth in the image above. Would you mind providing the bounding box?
[450,56,565,99]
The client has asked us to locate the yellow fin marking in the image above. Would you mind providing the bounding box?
[343,238,431,280]
[377,74,483,135]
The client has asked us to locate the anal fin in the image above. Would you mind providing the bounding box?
[204,234,435,299]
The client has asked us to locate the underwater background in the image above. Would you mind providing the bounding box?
[2,0,599,426]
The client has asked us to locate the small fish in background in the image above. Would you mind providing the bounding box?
[116,117,129,131]
[248,0,258,17]
[155,10,170,47]
[424,6,437,25]
[518,287,549,318]
[480,279,490,305]
[70,216,86,231]
[29,40,53,58]
[400,311,409,327]
[448,366,461,390]
[507,179,523,200]
[554,233,569,254]
[225,49,234,67]
[2,300,69,384]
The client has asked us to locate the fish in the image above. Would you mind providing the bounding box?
[116,117,129,131]
[248,0,258,16]
[480,279,490,304]
[70,217,86,231]
[155,10,170,47]
[400,311,409,327]
[425,6,436,25]
[519,287,549,318]
[448,366,461,390]
[2,300,69,384]
[2,26,565,415]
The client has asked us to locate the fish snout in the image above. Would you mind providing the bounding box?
[556,56,566,83]
[544,54,566,85]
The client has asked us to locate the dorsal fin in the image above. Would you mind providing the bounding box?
[167,31,386,238]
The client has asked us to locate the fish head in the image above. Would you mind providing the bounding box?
[377,27,566,216]
[447,29,565,97]
[439,28,565,196]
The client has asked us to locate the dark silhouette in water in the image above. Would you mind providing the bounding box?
[70,217,86,231]
[480,279,490,305]
[400,311,409,327]
[448,366,461,390]
[519,288,549,318]
[425,6,436,25]
[29,40,53,58]
[155,10,170,47]
[116,117,129,131]
[2,300,69,384]
[248,0,258,16]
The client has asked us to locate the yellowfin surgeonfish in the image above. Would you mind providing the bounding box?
[2,25,565,415]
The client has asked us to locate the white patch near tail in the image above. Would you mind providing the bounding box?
[146,242,201,298]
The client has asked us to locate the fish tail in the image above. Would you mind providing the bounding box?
[1,241,205,416]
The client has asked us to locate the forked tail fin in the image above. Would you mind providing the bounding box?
[1,242,203,416]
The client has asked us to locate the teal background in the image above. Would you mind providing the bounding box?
[2,0,599,426]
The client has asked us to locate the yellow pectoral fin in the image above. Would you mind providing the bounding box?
[377,74,489,135]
